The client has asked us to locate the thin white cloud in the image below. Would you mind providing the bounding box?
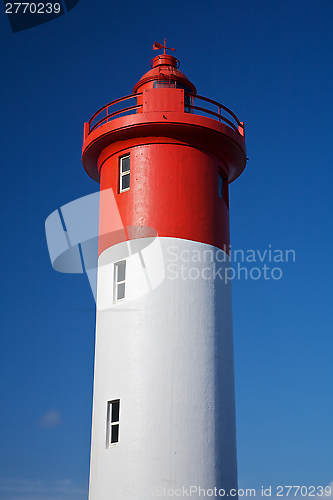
[38,408,62,428]
[0,478,87,500]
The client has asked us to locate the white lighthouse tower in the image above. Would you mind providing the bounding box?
[81,45,247,499]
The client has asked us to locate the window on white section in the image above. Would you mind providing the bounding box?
[114,261,126,301]
[107,399,120,446]
[119,154,130,192]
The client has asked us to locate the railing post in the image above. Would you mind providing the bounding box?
[238,121,245,137]
[83,122,90,141]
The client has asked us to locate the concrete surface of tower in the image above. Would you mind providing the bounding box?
[82,44,247,500]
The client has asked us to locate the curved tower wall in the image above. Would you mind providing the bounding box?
[82,53,246,500]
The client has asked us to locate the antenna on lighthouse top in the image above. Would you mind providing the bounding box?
[153,38,176,55]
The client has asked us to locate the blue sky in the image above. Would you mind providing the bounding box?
[1,0,333,498]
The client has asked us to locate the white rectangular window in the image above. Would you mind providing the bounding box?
[107,399,120,446]
[120,155,130,192]
[114,260,126,301]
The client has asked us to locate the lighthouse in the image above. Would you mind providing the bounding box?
[82,43,246,499]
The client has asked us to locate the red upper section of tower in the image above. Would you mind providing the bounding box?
[81,51,246,253]
[82,53,246,184]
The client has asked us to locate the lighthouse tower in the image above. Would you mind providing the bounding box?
[82,44,246,499]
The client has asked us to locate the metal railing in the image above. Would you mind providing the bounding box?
[88,94,143,134]
[87,91,244,138]
[185,93,245,137]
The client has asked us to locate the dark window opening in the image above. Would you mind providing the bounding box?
[184,93,194,113]
[111,400,120,422]
[218,169,229,208]
[153,81,190,90]
[107,399,120,446]
[111,424,119,444]
[218,171,224,200]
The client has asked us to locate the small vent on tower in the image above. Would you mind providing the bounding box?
[107,399,120,446]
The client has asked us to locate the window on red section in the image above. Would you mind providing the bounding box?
[119,155,130,193]
[218,169,229,208]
